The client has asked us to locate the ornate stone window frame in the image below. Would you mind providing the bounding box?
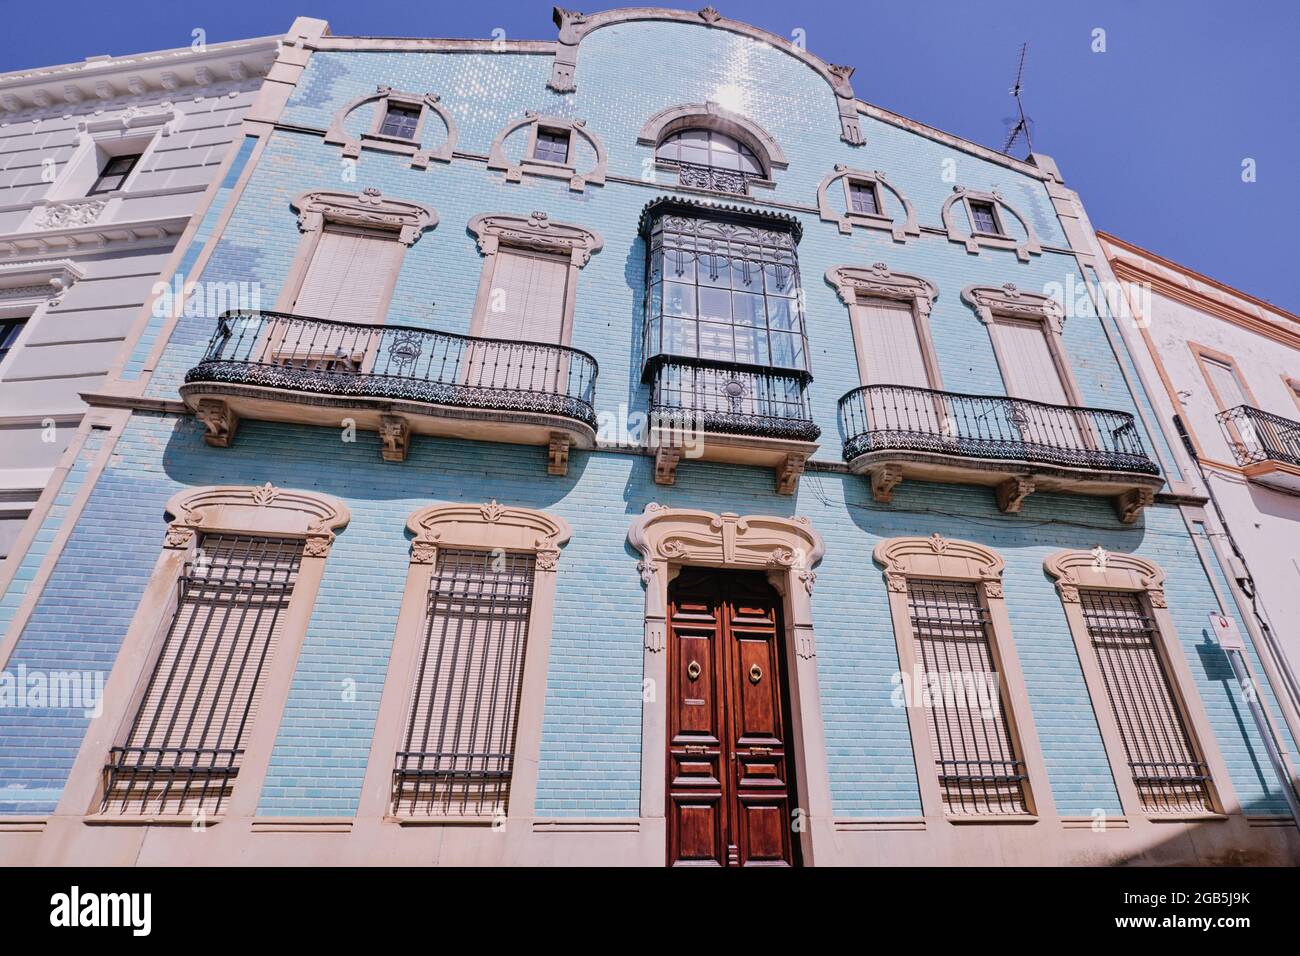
[486,112,608,192]
[873,533,1055,824]
[273,187,438,316]
[356,500,571,824]
[626,503,839,864]
[962,282,1084,407]
[323,85,457,169]
[466,210,603,346]
[56,483,350,823]
[550,6,864,146]
[942,186,1042,261]
[816,166,919,240]
[1043,548,1233,821]
[638,101,788,185]
[827,263,942,390]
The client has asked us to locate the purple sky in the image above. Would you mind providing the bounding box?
[6,0,1297,311]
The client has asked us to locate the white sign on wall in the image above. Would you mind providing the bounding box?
[1209,612,1246,652]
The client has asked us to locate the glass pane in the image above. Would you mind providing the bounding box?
[767,296,797,331]
[698,286,732,321]
[710,133,737,153]
[648,282,663,319]
[769,331,805,370]
[731,258,761,291]
[663,249,695,282]
[662,317,698,357]
[644,316,662,355]
[662,281,695,317]
[738,149,763,175]
[732,291,764,326]
[697,253,731,288]
[680,144,710,165]
[679,129,709,145]
[763,262,796,296]
[733,325,767,366]
[697,322,734,361]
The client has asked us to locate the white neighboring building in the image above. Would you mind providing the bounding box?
[0,33,283,557]
[1097,231,1300,702]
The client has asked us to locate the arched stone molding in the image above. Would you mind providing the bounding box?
[486,112,608,192]
[467,210,603,268]
[1043,547,1165,606]
[356,500,571,824]
[550,6,864,145]
[1042,548,1236,821]
[826,263,937,314]
[962,282,1065,335]
[323,85,457,168]
[162,482,351,557]
[872,533,1057,823]
[405,498,572,567]
[290,187,438,247]
[626,502,837,863]
[816,166,919,240]
[637,101,788,175]
[942,186,1042,261]
[54,482,350,823]
[873,532,1004,600]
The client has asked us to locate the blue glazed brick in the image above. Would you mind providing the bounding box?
[3,20,1292,826]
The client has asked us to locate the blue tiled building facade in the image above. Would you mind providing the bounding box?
[0,9,1296,866]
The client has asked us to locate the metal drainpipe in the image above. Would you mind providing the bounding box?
[1173,414,1300,832]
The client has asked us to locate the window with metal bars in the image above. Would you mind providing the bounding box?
[100,534,303,816]
[906,578,1029,815]
[392,548,535,817]
[1078,588,1213,814]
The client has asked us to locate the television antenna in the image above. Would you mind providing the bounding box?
[1002,42,1034,155]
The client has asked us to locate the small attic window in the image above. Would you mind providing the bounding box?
[379,103,421,140]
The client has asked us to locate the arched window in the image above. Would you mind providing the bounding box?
[655,129,762,193]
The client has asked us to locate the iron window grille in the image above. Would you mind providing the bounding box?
[392,548,535,818]
[88,153,142,195]
[532,127,571,164]
[379,103,421,140]
[0,318,26,369]
[967,199,1003,236]
[100,534,303,817]
[1078,589,1213,814]
[1216,404,1300,469]
[906,579,1029,815]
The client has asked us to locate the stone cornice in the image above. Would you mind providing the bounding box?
[1102,240,1300,353]
[467,210,602,266]
[0,214,188,263]
[0,36,280,115]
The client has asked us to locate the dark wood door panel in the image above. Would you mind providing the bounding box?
[667,569,799,867]
[670,793,725,866]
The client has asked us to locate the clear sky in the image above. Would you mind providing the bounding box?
[5,1,1297,311]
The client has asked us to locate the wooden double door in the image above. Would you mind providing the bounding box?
[667,568,801,867]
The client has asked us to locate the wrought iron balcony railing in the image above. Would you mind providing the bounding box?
[648,358,820,443]
[184,310,599,429]
[1216,404,1300,468]
[838,384,1159,475]
[672,160,754,196]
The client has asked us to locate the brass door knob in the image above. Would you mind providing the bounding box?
[749,663,763,684]
[687,660,701,681]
